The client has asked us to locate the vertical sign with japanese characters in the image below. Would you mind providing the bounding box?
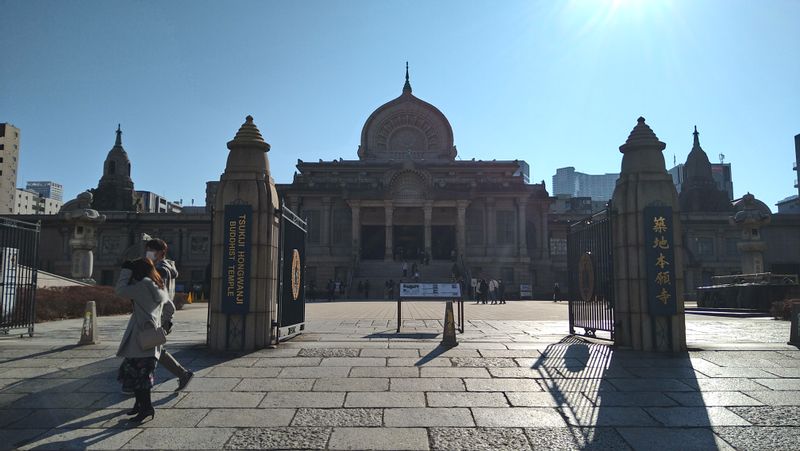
[221,204,252,314]
[644,206,677,315]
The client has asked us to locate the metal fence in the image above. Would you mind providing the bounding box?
[0,217,41,337]
[567,208,614,339]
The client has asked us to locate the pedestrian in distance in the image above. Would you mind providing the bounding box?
[115,258,169,424]
[489,278,498,304]
[402,260,408,277]
[145,239,193,392]
[553,282,561,302]
[364,279,370,299]
[498,279,506,304]
[327,279,335,301]
[479,279,489,304]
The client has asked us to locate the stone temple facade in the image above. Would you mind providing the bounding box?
[274,69,552,297]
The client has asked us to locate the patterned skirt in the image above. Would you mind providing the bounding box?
[117,357,158,392]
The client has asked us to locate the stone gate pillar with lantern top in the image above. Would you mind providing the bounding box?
[611,117,687,352]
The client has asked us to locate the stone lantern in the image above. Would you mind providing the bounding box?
[61,192,107,283]
[730,193,771,274]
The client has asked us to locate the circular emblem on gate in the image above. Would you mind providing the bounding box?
[291,249,301,301]
[578,252,595,302]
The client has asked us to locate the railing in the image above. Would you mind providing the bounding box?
[0,217,41,337]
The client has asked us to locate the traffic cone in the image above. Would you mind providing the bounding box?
[441,300,458,348]
[187,292,194,304]
[78,301,99,345]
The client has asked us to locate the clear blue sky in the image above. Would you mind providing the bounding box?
[1,0,798,209]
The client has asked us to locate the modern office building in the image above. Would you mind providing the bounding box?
[0,123,21,214]
[25,181,63,202]
[552,167,618,201]
[14,188,62,215]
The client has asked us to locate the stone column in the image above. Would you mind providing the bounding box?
[209,115,280,352]
[517,197,528,257]
[611,117,686,352]
[384,201,394,261]
[456,200,468,259]
[321,197,332,255]
[350,201,361,261]
[485,197,496,254]
[424,201,433,257]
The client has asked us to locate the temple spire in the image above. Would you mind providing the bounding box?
[692,125,700,149]
[115,124,122,147]
[403,61,412,94]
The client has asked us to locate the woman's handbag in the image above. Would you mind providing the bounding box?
[138,321,167,350]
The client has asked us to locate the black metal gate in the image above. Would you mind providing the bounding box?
[277,204,307,341]
[0,218,40,337]
[567,208,614,339]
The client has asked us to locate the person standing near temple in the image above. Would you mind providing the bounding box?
[145,239,193,392]
[553,282,561,302]
[488,278,499,305]
[402,260,408,277]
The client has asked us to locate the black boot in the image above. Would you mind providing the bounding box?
[126,396,139,416]
[129,390,154,423]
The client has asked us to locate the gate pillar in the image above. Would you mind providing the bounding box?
[208,116,280,352]
[611,117,686,352]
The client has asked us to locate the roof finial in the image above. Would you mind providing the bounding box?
[403,61,412,94]
[115,124,122,147]
[693,125,700,149]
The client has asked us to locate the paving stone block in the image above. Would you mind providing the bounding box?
[4,429,48,450]
[260,391,345,408]
[644,407,751,426]
[665,391,762,407]
[177,392,264,408]
[539,378,617,393]
[427,391,508,407]
[388,358,452,367]
[92,391,184,410]
[727,406,800,426]
[298,348,360,357]
[487,368,550,378]
[254,357,322,367]
[16,428,141,450]
[154,377,239,392]
[278,366,351,379]
[198,408,295,427]
[313,377,389,392]
[751,378,800,390]
[328,427,429,450]
[608,378,695,392]
[359,348,419,358]
[233,378,314,392]
[745,390,800,406]
[682,378,766,392]
[617,427,734,451]
[429,427,529,451]
[714,426,800,451]
[385,407,474,427]
[451,357,518,367]
[105,408,208,428]
[420,367,490,378]
[349,366,419,378]
[559,406,659,427]
[524,427,632,451]
[11,392,107,409]
[588,391,678,407]
[292,408,382,427]
[123,427,234,449]
[6,408,109,429]
[345,392,426,408]
[465,378,542,392]
[390,377,465,392]
[472,407,566,427]
[507,391,590,407]
[478,349,542,358]
[206,367,280,378]
[320,357,386,367]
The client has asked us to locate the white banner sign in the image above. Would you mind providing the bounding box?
[399,283,462,298]
[519,284,533,298]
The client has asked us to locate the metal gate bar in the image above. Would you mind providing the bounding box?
[0,217,40,337]
[567,208,614,339]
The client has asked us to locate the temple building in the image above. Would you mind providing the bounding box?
[92,125,139,212]
[272,67,552,296]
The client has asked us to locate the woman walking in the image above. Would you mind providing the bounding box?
[116,258,169,423]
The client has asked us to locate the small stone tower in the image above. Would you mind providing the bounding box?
[92,125,138,211]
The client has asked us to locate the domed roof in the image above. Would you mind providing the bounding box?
[358,64,456,161]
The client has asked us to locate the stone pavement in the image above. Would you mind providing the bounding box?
[1,302,798,450]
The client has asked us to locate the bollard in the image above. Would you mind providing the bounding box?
[78,301,99,345]
[441,300,458,348]
[789,300,800,347]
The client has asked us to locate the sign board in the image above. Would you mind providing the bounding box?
[643,206,678,316]
[399,283,461,298]
[221,204,251,315]
[519,284,532,298]
[278,205,307,339]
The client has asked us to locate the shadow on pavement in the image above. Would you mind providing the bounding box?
[1,345,236,450]
[529,336,720,450]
